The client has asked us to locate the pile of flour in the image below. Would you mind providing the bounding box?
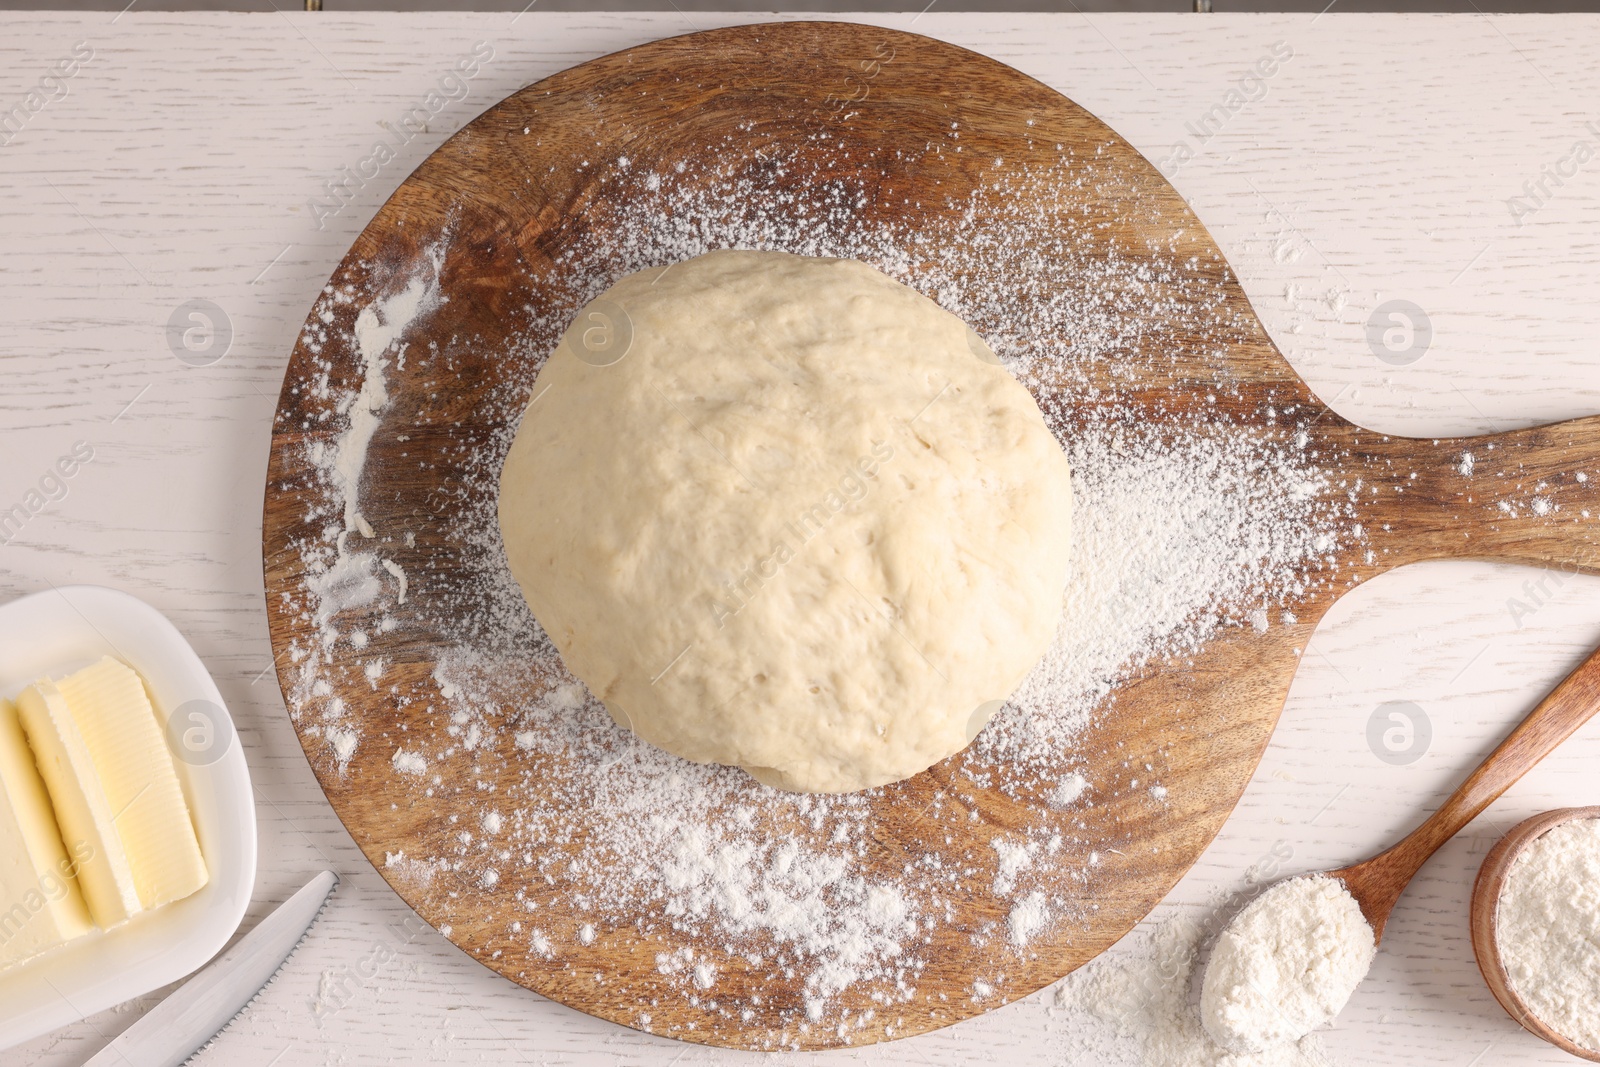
[279,136,1353,1043]
[1497,817,1600,1051]
[1200,876,1374,1052]
[1062,912,1337,1067]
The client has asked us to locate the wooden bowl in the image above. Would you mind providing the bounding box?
[1470,806,1600,1062]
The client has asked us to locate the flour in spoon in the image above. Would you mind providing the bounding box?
[1062,911,1340,1067]
[1200,875,1374,1052]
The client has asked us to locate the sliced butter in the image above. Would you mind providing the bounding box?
[52,658,208,911]
[15,678,142,928]
[0,697,93,970]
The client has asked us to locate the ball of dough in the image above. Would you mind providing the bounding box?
[498,250,1072,793]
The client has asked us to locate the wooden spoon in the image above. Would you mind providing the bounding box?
[1470,805,1600,1062]
[1329,645,1600,945]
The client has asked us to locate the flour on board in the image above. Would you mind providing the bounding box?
[276,141,1367,1046]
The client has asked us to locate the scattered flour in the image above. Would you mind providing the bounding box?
[390,749,427,775]
[529,929,553,959]
[1497,817,1600,1051]
[1062,912,1338,1067]
[340,274,431,536]
[1050,772,1089,810]
[325,725,358,767]
[993,838,1035,896]
[1200,876,1374,1052]
[382,849,436,887]
[1006,429,1335,767]
[294,240,446,767]
[1008,892,1049,947]
[381,557,408,604]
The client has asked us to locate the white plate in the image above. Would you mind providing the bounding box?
[0,584,256,1050]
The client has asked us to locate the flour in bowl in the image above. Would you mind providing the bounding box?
[1496,817,1600,1051]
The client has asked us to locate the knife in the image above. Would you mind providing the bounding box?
[85,870,339,1067]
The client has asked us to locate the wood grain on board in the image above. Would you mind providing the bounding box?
[261,21,1600,1051]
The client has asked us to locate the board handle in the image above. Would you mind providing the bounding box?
[1348,414,1600,575]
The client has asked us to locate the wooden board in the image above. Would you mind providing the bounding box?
[261,21,1600,1052]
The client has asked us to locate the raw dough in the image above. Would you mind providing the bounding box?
[497,249,1073,793]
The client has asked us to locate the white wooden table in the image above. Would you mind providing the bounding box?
[3,11,1599,1065]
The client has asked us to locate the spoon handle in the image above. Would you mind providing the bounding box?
[1340,643,1600,936]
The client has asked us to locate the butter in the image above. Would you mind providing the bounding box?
[53,658,207,910]
[0,698,93,970]
[15,678,142,928]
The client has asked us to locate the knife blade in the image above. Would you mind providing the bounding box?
[85,870,338,1067]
